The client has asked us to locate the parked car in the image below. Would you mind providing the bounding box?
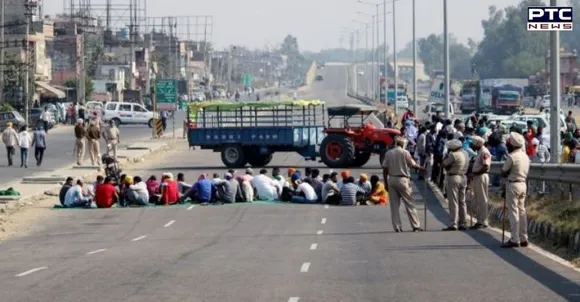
[0,110,26,130]
[102,102,155,127]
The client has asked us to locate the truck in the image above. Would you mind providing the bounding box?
[186,100,400,168]
[459,80,480,114]
[491,84,524,115]
[386,83,407,104]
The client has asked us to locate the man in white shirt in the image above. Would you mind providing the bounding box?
[41,107,52,132]
[64,179,91,207]
[127,176,149,205]
[1,121,19,166]
[292,179,318,203]
[250,169,280,200]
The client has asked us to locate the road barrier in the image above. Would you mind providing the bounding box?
[153,118,163,137]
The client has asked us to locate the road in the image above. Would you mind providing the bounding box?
[0,65,579,301]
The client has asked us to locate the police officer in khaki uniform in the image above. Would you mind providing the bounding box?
[73,118,86,165]
[103,120,120,159]
[382,137,426,232]
[469,136,491,229]
[501,132,530,248]
[442,139,469,231]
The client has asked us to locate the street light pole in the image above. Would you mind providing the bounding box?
[371,15,375,98]
[412,0,417,116]
[376,4,379,100]
[392,0,398,115]
[443,0,450,119]
[383,0,387,106]
[550,0,560,162]
[23,0,37,125]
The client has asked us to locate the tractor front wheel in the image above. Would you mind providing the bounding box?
[320,134,355,168]
[350,151,371,167]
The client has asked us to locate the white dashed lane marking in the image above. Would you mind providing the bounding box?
[187,205,194,210]
[15,267,48,277]
[321,218,327,224]
[316,230,323,235]
[324,204,329,209]
[300,262,311,272]
[86,248,106,255]
[164,220,175,227]
[131,235,147,242]
[310,243,318,250]
[288,298,300,302]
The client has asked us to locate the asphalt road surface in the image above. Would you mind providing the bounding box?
[0,65,579,301]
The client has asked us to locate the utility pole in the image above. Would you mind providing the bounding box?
[392,0,398,115]
[24,0,38,123]
[128,0,134,89]
[144,34,151,94]
[549,0,561,162]
[371,15,375,99]
[0,0,5,104]
[443,0,450,119]
[412,0,417,116]
[382,0,387,106]
[79,33,85,104]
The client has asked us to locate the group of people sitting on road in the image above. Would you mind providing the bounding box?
[57,167,390,208]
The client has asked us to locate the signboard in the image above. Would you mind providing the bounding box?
[242,74,253,87]
[155,79,177,111]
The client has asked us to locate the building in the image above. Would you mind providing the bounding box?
[91,63,126,102]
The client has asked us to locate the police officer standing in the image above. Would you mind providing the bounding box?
[469,136,491,229]
[501,132,530,248]
[442,139,469,231]
[103,120,120,159]
[382,137,426,232]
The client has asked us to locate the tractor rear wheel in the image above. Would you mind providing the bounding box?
[350,151,371,167]
[221,145,246,168]
[320,134,355,168]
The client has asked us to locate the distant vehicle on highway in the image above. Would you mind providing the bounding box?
[315,75,323,81]
[536,95,550,110]
[395,96,409,109]
[358,70,364,76]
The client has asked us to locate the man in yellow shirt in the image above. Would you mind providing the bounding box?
[562,143,571,163]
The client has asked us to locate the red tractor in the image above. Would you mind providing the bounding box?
[319,104,401,168]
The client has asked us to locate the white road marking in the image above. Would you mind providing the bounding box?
[316,230,323,235]
[131,235,147,242]
[187,205,194,210]
[15,267,48,277]
[310,243,318,250]
[300,262,311,272]
[324,204,329,209]
[569,294,580,297]
[86,248,106,255]
[321,218,327,224]
[164,220,175,227]
[288,298,300,302]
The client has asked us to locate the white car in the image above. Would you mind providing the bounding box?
[536,95,550,109]
[357,70,364,76]
[510,113,566,147]
[396,96,409,109]
[103,102,155,127]
[192,91,205,102]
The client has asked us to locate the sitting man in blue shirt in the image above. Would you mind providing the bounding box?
[63,179,92,207]
[181,174,217,205]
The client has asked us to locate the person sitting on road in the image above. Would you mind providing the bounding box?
[94,176,118,208]
[340,176,367,206]
[321,173,341,205]
[291,178,318,204]
[64,179,92,208]
[272,167,289,188]
[219,173,244,203]
[59,177,74,206]
[287,167,297,186]
[337,170,350,189]
[126,176,149,206]
[177,173,191,194]
[357,174,372,194]
[87,175,104,199]
[146,175,160,196]
[303,167,313,183]
[182,174,216,205]
[311,169,324,202]
[251,169,280,200]
[236,175,254,202]
[242,168,254,183]
[368,175,388,205]
[159,173,180,205]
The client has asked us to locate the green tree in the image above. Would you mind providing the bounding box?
[472,0,548,78]
[417,34,473,79]
[64,77,94,101]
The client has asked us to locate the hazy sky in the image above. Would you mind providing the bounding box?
[43,0,538,51]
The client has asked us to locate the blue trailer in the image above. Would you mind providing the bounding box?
[186,100,326,168]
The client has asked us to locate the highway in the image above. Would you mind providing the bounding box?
[0,65,579,301]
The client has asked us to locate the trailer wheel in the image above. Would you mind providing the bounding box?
[248,152,273,167]
[221,145,246,168]
[320,134,355,168]
[350,151,371,167]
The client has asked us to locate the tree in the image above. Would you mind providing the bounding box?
[417,34,473,79]
[64,77,94,101]
[472,0,549,78]
[281,34,299,56]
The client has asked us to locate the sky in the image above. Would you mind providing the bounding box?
[41,0,540,52]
